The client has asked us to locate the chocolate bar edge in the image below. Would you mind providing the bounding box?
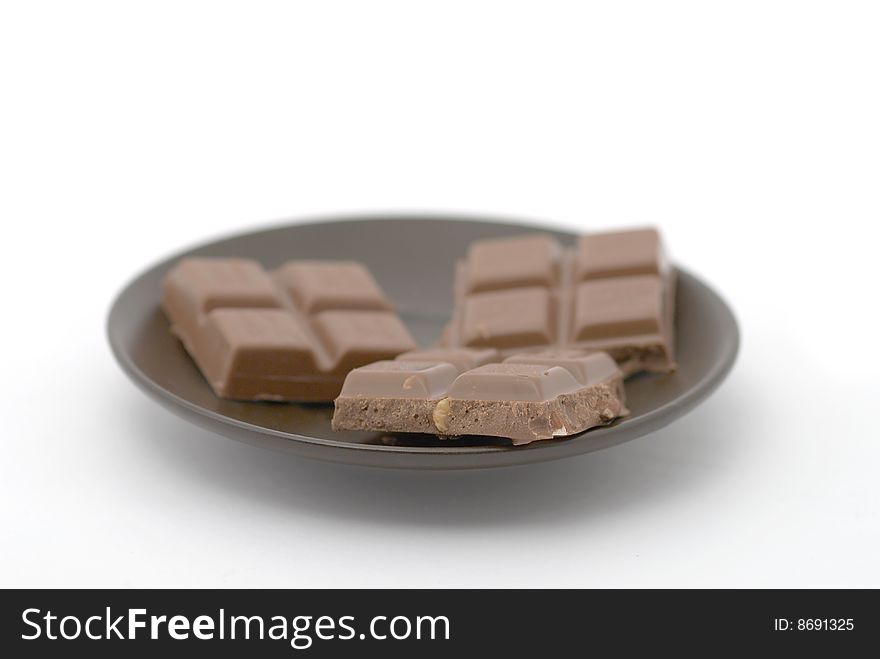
[331,353,629,445]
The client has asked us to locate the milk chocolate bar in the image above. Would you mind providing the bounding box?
[441,228,676,374]
[162,258,417,401]
[331,348,628,445]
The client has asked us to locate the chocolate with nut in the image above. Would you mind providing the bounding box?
[331,348,627,445]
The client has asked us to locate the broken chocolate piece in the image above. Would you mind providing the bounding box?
[162,257,417,402]
[331,349,627,445]
[442,228,676,375]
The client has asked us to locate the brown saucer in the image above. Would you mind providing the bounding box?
[107,215,739,469]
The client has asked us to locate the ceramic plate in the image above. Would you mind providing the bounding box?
[107,215,738,469]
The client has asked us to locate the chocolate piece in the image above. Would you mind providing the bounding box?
[575,227,665,280]
[162,258,417,401]
[466,234,561,292]
[442,228,676,374]
[331,349,627,445]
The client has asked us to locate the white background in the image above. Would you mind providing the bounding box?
[1,1,878,588]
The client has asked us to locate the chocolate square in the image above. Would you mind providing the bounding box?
[461,287,555,349]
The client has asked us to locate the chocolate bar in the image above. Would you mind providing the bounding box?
[162,258,417,401]
[331,348,628,444]
[441,228,676,375]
